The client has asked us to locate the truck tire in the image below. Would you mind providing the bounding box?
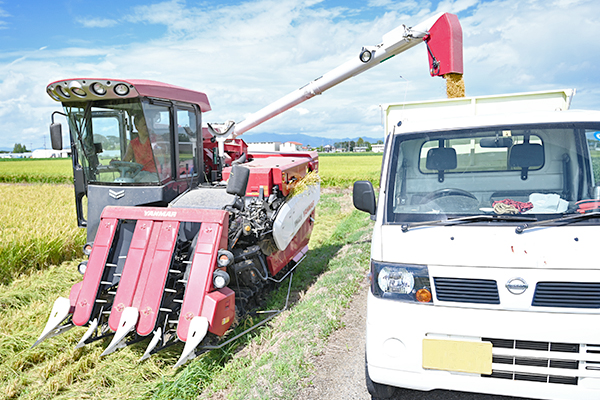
[365,357,396,399]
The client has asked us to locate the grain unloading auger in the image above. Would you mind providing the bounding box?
[35,12,462,367]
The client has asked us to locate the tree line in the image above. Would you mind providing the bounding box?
[323,137,383,152]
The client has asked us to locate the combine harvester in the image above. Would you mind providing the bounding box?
[34,12,463,367]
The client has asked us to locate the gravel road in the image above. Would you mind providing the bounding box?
[294,275,531,400]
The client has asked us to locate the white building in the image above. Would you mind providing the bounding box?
[371,144,385,153]
[247,141,304,152]
[281,141,303,152]
[247,142,281,152]
[32,149,70,158]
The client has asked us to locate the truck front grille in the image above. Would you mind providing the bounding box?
[532,282,600,308]
[480,338,600,386]
[433,277,500,304]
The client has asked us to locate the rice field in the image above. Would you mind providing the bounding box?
[318,153,382,187]
[0,184,85,285]
[0,153,383,187]
[0,154,382,398]
[0,159,73,184]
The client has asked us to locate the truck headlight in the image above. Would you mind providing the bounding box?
[371,261,432,303]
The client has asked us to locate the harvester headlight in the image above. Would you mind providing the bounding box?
[83,242,93,256]
[114,83,130,96]
[78,261,88,276]
[69,81,87,97]
[213,269,230,289]
[217,249,234,268]
[359,48,373,63]
[371,261,432,303]
[91,82,107,96]
[47,87,60,101]
[56,85,70,98]
[71,87,87,97]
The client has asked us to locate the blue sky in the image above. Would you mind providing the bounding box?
[1,0,600,150]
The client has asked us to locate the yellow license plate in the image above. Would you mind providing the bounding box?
[422,339,492,375]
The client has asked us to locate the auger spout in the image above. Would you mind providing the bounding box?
[230,12,462,139]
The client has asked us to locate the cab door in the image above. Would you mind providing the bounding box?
[174,105,202,187]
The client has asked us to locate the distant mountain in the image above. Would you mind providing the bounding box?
[242,132,382,147]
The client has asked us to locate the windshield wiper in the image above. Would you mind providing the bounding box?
[515,211,600,234]
[401,214,537,232]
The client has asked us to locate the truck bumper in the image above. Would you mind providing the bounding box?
[366,291,600,400]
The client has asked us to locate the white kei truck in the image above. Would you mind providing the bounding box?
[353,89,600,400]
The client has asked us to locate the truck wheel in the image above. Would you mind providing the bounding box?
[365,358,396,399]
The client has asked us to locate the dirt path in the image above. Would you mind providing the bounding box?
[295,273,371,400]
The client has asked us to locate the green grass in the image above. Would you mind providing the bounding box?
[0,190,375,400]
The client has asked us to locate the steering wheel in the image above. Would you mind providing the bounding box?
[420,188,477,204]
[109,160,143,178]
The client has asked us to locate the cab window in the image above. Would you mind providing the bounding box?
[176,108,198,179]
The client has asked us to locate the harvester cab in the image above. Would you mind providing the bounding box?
[37,11,463,368]
[47,80,217,242]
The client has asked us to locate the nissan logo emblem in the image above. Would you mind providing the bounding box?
[506,277,528,295]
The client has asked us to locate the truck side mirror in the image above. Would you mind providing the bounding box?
[50,123,63,150]
[353,180,376,215]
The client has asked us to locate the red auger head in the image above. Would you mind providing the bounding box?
[425,13,463,77]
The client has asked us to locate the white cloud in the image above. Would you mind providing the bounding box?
[0,4,9,29]
[1,0,600,149]
[77,18,119,28]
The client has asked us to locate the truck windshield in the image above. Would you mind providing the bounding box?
[386,123,600,224]
[64,99,172,185]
